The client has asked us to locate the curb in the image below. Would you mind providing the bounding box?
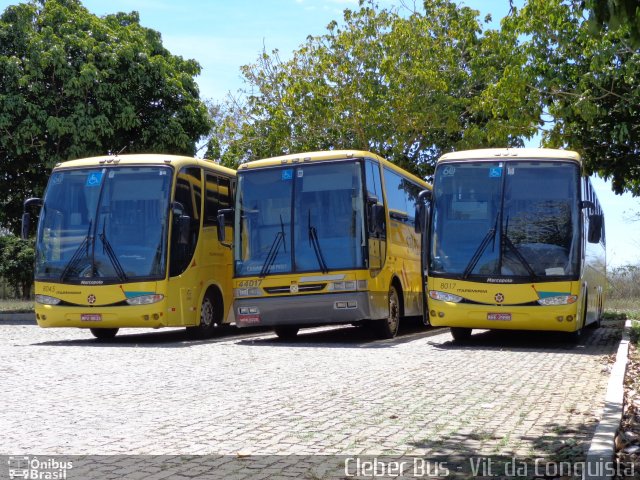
[0,312,36,324]
[583,320,632,480]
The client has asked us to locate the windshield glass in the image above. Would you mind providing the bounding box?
[429,161,580,280]
[234,161,366,276]
[35,166,172,282]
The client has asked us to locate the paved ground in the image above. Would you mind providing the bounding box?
[0,319,628,479]
[0,318,622,463]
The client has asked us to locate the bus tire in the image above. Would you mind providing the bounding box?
[187,290,222,339]
[450,327,472,342]
[90,328,119,340]
[274,326,299,340]
[569,295,588,341]
[374,285,401,339]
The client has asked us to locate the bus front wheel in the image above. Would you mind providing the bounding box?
[187,291,222,339]
[450,327,472,342]
[374,285,401,339]
[274,326,299,340]
[90,328,119,340]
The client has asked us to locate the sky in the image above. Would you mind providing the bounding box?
[1,0,639,267]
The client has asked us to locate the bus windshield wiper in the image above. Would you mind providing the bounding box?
[462,213,499,280]
[308,210,328,274]
[99,223,128,281]
[60,220,93,281]
[259,214,286,278]
[501,217,537,280]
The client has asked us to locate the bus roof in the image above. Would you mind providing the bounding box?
[238,150,431,189]
[51,154,236,176]
[438,148,582,164]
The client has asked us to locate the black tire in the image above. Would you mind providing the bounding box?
[374,285,401,339]
[274,326,299,340]
[186,291,222,339]
[90,328,119,340]
[450,327,472,342]
[568,295,587,341]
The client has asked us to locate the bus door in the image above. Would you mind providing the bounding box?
[168,166,203,326]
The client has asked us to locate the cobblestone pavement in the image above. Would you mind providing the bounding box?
[0,320,622,462]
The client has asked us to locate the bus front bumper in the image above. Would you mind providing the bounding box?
[234,292,375,328]
[34,303,169,329]
[428,302,581,332]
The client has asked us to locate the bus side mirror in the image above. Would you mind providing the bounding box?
[176,215,191,246]
[217,208,234,244]
[588,214,603,243]
[21,213,31,240]
[414,189,432,233]
[366,196,384,235]
[21,197,42,239]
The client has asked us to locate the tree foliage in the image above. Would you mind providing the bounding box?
[212,0,540,178]
[503,0,640,195]
[0,234,34,299]
[0,0,212,234]
[586,0,640,47]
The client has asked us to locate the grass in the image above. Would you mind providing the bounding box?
[0,299,34,313]
[605,297,640,320]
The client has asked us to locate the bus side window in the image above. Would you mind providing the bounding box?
[170,167,202,277]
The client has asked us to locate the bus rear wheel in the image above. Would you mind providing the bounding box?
[187,291,222,339]
[90,328,119,340]
[274,326,299,340]
[374,285,401,339]
[450,327,472,342]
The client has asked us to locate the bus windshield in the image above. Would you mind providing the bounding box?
[35,166,173,283]
[234,161,366,276]
[429,161,581,280]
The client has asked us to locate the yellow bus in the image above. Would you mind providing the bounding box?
[422,148,606,341]
[218,150,431,339]
[22,154,235,340]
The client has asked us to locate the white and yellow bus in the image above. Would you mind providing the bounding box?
[423,148,606,341]
[22,154,235,340]
[219,150,431,339]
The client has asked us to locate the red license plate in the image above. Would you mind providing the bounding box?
[487,313,512,321]
[81,314,102,322]
[237,315,261,326]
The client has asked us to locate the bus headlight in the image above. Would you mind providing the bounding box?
[35,294,61,305]
[126,294,164,305]
[329,281,357,291]
[429,291,463,303]
[537,295,578,306]
[234,288,263,297]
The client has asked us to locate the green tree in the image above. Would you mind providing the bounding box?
[0,0,212,234]
[586,0,640,46]
[503,0,640,195]
[0,234,34,299]
[215,0,540,177]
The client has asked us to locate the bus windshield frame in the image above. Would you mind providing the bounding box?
[34,165,173,284]
[234,160,367,277]
[428,160,581,283]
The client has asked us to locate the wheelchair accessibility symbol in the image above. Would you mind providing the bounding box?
[86,172,103,187]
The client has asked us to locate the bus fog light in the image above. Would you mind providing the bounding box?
[238,306,259,315]
[438,311,445,318]
[35,294,61,305]
[566,315,574,322]
[430,310,436,317]
[556,316,564,322]
[126,294,164,305]
[347,301,357,308]
[335,301,347,309]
